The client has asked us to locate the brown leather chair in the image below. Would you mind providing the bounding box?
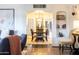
[8,35,21,55]
[0,35,21,55]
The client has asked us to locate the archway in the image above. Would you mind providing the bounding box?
[27,10,53,42]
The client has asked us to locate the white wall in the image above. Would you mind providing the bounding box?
[45,4,74,46]
[26,4,74,46]
[0,4,32,38]
[0,4,76,46]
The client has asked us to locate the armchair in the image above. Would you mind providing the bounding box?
[0,35,21,55]
[59,30,74,54]
[0,38,10,55]
[21,34,27,51]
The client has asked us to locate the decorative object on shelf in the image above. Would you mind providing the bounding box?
[56,11,66,20]
[58,32,64,37]
[62,24,66,29]
[72,12,76,16]
[56,15,66,20]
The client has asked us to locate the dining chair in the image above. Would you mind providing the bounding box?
[35,29,48,42]
[0,38,10,55]
[44,29,48,41]
[30,29,36,41]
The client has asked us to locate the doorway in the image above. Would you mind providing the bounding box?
[27,10,53,37]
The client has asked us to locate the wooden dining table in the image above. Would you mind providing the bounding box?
[71,30,79,54]
[33,31,46,42]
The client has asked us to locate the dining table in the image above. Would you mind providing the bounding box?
[34,31,46,42]
[72,31,79,49]
[72,31,79,54]
[33,29,47,42]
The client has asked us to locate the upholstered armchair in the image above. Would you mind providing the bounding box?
[0,38,10,55]
[59,30,74,54]
[0,35,21,55]
[0,34,27,55]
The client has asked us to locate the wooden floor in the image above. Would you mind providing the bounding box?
[22,46,71,55]
[22,36,71,55]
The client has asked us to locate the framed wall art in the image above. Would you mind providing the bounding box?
[56,11,67,38]
[0,9,15,38]
[0,9,15,30]
[56,15,66,20]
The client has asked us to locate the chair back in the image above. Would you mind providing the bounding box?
[0,38,10,55]
[21,34,27,51]
[8,35,21,55]
[0,35,21,55]
[30,29,34,35]
[46,29,48,35]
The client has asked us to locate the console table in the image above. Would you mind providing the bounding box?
[72,31,79,49]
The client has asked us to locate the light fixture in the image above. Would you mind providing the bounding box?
[72,5,77,16]
[72,11,75,16]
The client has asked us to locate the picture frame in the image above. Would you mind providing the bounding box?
[56,15,66,20]
[36,18,43,29]
[0,9,15,30]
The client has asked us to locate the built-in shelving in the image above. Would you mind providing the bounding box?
[56,11,67,38]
